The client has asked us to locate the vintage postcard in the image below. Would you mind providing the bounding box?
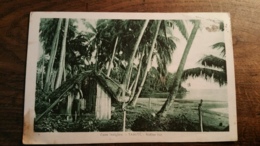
[23,12,237,144]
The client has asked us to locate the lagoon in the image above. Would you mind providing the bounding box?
[178,88,228,101]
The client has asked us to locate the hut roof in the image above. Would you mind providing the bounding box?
[36,70,121,122]
[47,71,121,104]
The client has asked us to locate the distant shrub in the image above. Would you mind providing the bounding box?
[80,115,99,132]
[131,112,166,131]
[97,119,122,131]
[167,114,199,131]
[35,101,50,114]
[96,111,123,131]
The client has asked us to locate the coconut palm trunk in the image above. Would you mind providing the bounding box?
[128,49,145,102]
[55,18,69,89]
[126,65,134,90]
[107,36,118,77]
[129,20,162,107]
[40,50,45,90]
[128,78,136,93]
[44,19,62,93]
[120,20,149,132]
[120,20,149,98]
[156,20,200,117]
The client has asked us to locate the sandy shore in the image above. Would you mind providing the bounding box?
[136,98,229,131]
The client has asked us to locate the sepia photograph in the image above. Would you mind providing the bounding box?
[23,12,237,144]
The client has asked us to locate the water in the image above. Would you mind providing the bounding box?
[176,88,229,115]
[177,88,228,101]
[209,108,228,114]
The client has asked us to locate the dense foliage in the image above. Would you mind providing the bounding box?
[35,18,228,132]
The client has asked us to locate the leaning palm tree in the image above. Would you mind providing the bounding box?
[128,20,161,106]
[157,20,201,117]
[182,42,227,86]
[119,20,149,99]
[128,20,187,107]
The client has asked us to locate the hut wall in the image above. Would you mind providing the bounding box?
[95,84,111,120]
[82,77,96,113]
[66,93,74,121]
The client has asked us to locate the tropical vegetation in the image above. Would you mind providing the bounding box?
[34,18,228,132]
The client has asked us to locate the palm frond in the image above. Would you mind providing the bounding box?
[172,20,189,40]
[160,20,168,40]
[199,55,226,71]
[82,20,97,33]
[212,42,226,56]
[157,35,176,52]
[182,67,227,86]
[168,36,180,42]
[189,20,201,25]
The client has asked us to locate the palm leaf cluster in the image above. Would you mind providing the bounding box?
[200,55,226,71]
[212,42,225,56]
[182,67,227,86]
[182,42,227,86]
[93,20,146,72]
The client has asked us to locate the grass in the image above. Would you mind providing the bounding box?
[34,97,229,132]
[130,98,229,131]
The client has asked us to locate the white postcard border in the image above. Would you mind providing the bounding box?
[23,12,237,144]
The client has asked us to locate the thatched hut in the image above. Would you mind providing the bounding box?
[35,71,123,123]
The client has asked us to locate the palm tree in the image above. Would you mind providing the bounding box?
[128,20,186,106]
[77,19,149,119]
[119,20,149,100]
[43,18,62,93]
[128,20,161,106]
[182,42,227,86]
[107,36,119,76]
[40,18,78,93]
[118,20,149,131]
[126,48,145,102]
[157,20,201,117]
[36,48,47,90]
[55,18,69,89]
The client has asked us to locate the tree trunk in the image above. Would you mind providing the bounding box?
[44,19,62,93]
[107,36,118,77]
[126,64,133,91]
[130,20,161,107]
[50,70,57,92]
[67,92,74,122]
[63,64,66,82]
[156,20,200,117]
[128,49,144,103]
[55,18,69,89]
[198,99,203,132]
[123,108,126,132]
[95,42,99,72]
[128,78,136,93]
[120,20,149,99]
[149,96,152,109]
[40,50,45,90]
